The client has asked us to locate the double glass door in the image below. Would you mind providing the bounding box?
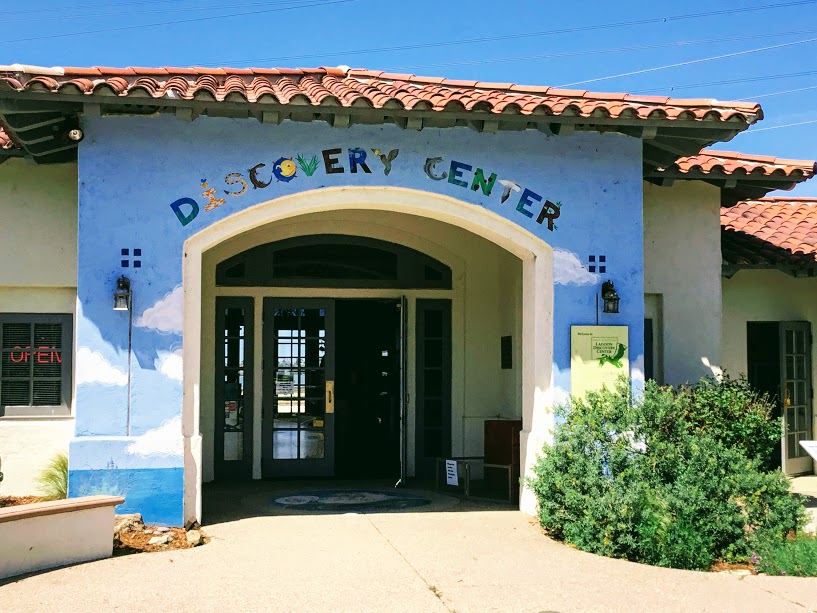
[262,299,335,477]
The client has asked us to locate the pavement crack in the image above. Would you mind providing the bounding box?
[365,516,455,612]
[748,581,810,611]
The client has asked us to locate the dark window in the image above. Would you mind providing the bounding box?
[0,314,72,416]
[215,235,451,289]
[273,244,397,280]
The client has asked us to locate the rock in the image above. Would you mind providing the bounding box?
[154,526,170,533]
[148,534,171,546]
[186,529,203,547]
[184,520,201,532]
[113,533,122,548]
[114,513,145,535]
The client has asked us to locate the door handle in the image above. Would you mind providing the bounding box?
[326,380,335,414]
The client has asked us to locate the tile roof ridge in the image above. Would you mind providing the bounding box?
[33,64,760,111]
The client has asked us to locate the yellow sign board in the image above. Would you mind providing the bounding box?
[570,325,629,400]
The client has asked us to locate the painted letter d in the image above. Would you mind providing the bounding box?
[170,197,200,227]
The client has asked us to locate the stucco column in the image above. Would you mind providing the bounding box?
[519,252,554,515]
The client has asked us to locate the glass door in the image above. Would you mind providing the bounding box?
[214,297,254,479]
[781,322,814,475]
[262,299,335,477]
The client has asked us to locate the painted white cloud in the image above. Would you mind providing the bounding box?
[156,348,183,382]
[553,249,599,286]
[126,415,183,457]
[76,346,128,386]
[135,286,183,334]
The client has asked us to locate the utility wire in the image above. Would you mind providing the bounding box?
[0,0,358,45]
[749,119,817,132]
[632,69,817,94]
[203,0,817,66]
[381,29,817,73]
[4,0,324,22]
[738,84,817,100]
[558,36,817,87]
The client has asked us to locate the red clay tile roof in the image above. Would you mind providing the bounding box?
[0,65,763,123]
[722,197,817,271]
[671,150,816,181]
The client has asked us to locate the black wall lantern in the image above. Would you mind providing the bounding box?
[113,275,132,311]
[113,275,134,435]
[601,280,620,314]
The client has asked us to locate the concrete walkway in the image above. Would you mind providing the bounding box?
[1,484,817,613]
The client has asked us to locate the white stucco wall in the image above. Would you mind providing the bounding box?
[722,270,817,375]
[0,159,77,287]
[0,159,77,496]
[643,181,722,385]
[199,209,523,481]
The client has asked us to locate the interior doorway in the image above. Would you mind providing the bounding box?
[335,299,401,479]
[260,297,410,480]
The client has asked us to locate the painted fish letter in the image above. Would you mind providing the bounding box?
[424,157,448,181]
[170,197,200,227]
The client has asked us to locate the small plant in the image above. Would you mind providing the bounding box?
[35,452,68,500]
[753,535,817,577]
[295,154,320,176]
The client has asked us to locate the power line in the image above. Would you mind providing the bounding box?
[738,84,817,100]
[632,69,817,94]
[4,0,323,22]
[0,0,358,46]
[558,36,817,87]
[380,29,817,73]
[202,0,817,67]
[749,119,817,132]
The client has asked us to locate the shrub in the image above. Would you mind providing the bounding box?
[35,452,68,500]
[529,378,806,571]
[676,375,782,470]
[754,535,817,577]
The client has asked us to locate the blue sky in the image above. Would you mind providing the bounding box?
[4,0,816,195]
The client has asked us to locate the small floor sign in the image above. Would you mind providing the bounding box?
[445,460,458,486]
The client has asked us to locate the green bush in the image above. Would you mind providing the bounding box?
[676,375,782,470]
[529,378,806,571]
[35,452,68,500]
[754,535,817,577]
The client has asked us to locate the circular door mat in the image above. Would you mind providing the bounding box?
[272,489,432,513]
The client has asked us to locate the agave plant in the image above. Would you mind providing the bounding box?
[35,452,68,500]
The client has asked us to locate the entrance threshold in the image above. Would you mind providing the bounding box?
[201,478,513,524]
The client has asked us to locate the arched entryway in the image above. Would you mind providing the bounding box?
[182,187,553,523]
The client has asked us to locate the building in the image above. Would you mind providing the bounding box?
[0,64,813,526]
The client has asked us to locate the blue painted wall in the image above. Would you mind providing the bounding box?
[68,115,644,525]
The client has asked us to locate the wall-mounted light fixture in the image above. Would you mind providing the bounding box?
[601,280,620,314]
[113,275,134,435]
[113,275,131,311]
